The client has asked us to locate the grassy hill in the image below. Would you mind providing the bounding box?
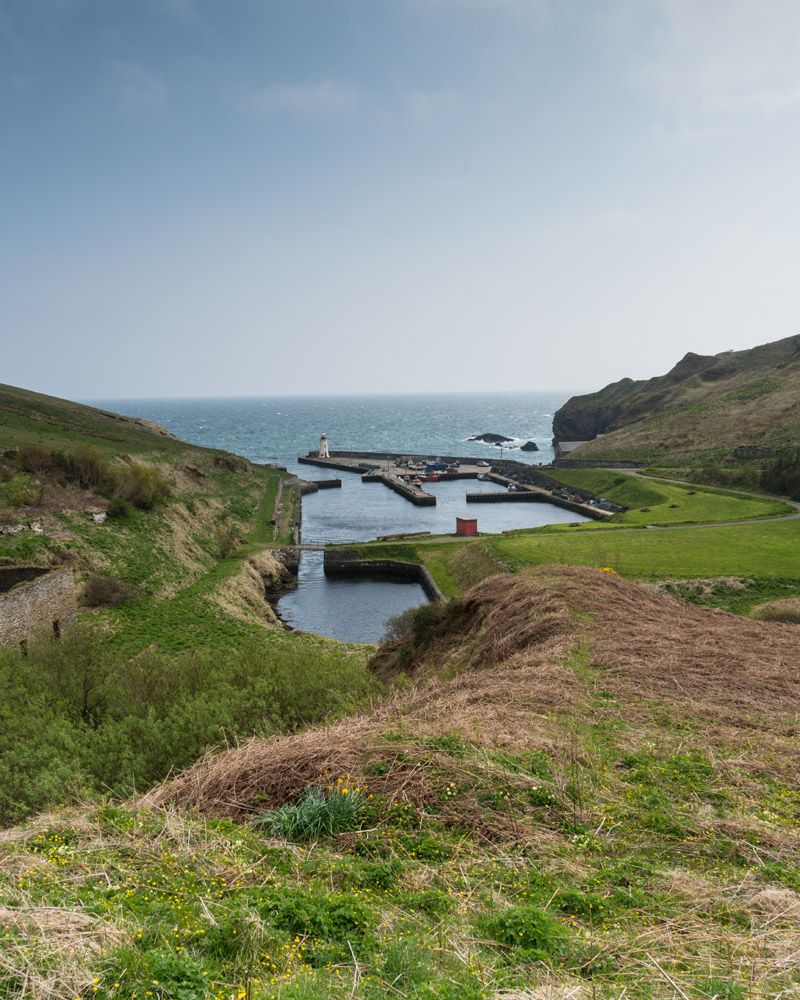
[0,382,298,647]
[3,567,799,1000]
[0,385,378,828]
[552,335,800,463]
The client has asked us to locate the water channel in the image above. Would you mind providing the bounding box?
[277,467,589,643]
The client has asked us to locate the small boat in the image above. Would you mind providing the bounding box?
[412,478,423,487]
[477,473,489,481]
[418,474,439,482]
[507,484,519,492]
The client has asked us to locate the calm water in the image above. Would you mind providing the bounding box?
[87,392,582,642]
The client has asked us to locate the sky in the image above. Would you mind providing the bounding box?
[3,0,800,400]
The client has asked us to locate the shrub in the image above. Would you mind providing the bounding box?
[106,496,134,519]
[255,784,365,840]
[761,447,800,499]
[64,444,114,490]
[113,461,171,509]
[82,574,138,608]
[381,606,417,643]
[213,523,239,558]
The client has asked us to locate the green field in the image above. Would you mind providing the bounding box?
[361,518,800,609]
[547,469,793,527]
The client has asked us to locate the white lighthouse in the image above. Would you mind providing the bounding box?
[319,433,330,459]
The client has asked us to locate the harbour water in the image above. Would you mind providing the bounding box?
[87,392,582,642]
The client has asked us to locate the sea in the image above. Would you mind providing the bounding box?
[86,392,579,642]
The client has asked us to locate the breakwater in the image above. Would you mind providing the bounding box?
[362,473,436,506]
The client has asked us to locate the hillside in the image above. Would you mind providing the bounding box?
[552,335,800,463]
[0,383,183,452]
[0,385,377,827]
[0,383,296,643]
[3,566,799,999]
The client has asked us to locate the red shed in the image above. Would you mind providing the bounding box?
[456,516,478,536]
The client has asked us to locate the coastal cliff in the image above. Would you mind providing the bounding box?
[552,334,800,461]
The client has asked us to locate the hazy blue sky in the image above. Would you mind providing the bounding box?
[3,0,800,399]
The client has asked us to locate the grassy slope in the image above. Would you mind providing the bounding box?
[3,567,799,1000]
[0,384,304,653]
[544,470,793,528]
[554,335,800,464]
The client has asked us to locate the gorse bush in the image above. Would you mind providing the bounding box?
[255,781,366,840]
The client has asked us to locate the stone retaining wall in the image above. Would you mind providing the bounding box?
[0,568,77,649]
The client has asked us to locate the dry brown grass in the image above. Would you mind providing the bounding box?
[751,597,800,624]
[146,565,800,851]
[0,905,125,999]
[544,565,800,713]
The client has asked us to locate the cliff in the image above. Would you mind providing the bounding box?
[553,335,800,461]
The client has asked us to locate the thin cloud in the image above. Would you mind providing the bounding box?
[112,61,168,117]
[635,0,800,119]
[245,81,359,117]
[408,88,460,124]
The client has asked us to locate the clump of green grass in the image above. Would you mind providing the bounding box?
[255,783,366,840]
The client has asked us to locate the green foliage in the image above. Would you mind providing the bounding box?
[761,446,800,499]
[106,495,134,519]
[113,460,171,509]
[64,442,114,490]
[256,785,366,840]
[381,937,431,987]
[0,629,376,825]
[213,522,239,558]
[480,904,568,960]
[1,473,37,509]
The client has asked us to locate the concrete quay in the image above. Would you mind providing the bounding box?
[363,472,436,506]
[298,452,496,478]
[467,473,613,521]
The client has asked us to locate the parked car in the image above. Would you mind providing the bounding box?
[476,460,490,467]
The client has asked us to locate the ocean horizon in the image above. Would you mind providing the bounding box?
[84,390,575,470]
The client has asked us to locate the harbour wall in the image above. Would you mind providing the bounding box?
[324,550,444,602]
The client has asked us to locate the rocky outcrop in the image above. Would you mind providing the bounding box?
[552,335,800,452]
[469,433,513,443]
[520,441,539,452]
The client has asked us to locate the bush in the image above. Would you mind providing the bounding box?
[113,461,171,509]
[82,574,138,608]
[213,523,239,558]
[64,444,114,491]
[381,606,417,643]
[761,447,800,500]
[106,496,134,519]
